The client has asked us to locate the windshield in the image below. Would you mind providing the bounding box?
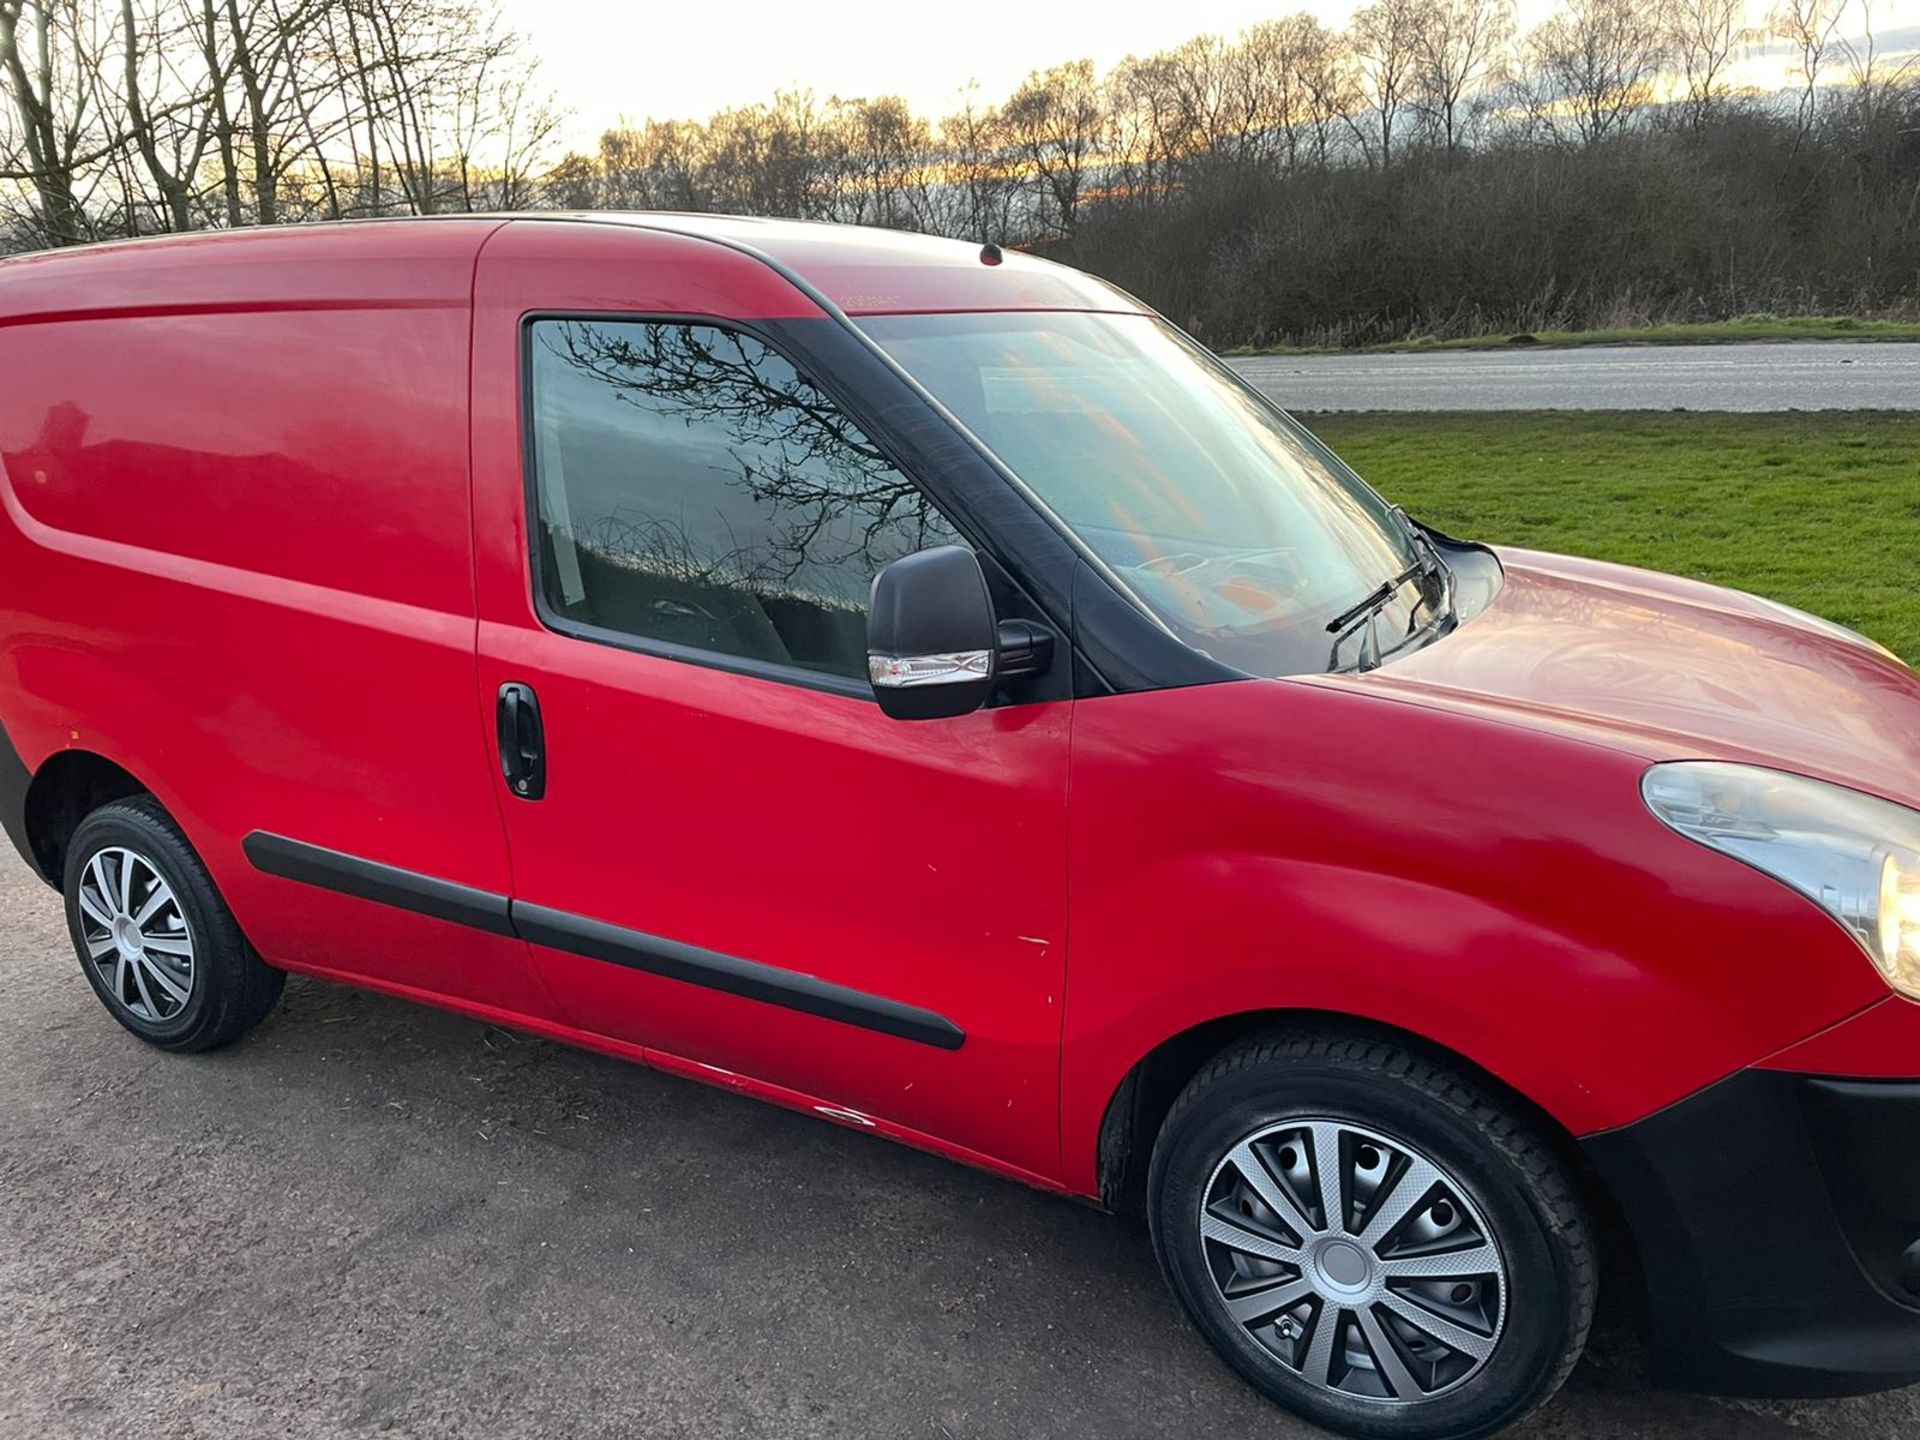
[858,310,1442,676]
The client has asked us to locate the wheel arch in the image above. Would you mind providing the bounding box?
[1092,1007,1644,1311]
[20,749,152,886]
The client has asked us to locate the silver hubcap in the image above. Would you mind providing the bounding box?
[77,847,195,1023]
[1200,1118,1507,1404]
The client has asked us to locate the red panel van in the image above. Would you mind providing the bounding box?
[3,216,1918,1439]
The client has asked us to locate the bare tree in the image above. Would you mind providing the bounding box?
[1836,0,1918,125]
[761,89,830,218]
[1290,14,1358,167]
[703,102,779,213]
[1160,33,1239,166]
[2,0,1917,370]
[0,0,112,243]
[824,95,933,229]
[1232,18,1309,170]
[118,0,223,230]
[1000,58,1102,236]
[217,0,340,223]
[1413,0,1514,152]
[597,118,705,210]
[937,84,1016,240]
[285,0,552,218]
[1347,0,1428,167]
[1667,0,1753,131]
[1521,0,1669,145]
[1771,0,1846,144]
[1104,52,1179,202]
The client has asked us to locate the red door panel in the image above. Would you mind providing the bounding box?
[467,220,1070,1182]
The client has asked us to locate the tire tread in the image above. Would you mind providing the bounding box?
[1150,1025,1596,1438]
[66,796,282,1052]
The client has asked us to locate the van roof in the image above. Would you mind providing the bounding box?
[0,213,1142,320]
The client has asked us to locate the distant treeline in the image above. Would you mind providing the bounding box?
[4,0,1917,346]
[1,1,555,245]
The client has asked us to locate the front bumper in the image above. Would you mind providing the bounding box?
[1584,1066,1920,1395]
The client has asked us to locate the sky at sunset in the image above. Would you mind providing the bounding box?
[501,0,1920,147]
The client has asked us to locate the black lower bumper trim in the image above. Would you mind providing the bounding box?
[1584,1067,1920,1397]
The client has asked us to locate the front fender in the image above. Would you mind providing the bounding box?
[1058,679,1885,1195]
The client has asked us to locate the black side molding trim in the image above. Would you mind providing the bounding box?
[241,832,966,1051]
[242,832,517,937]
[512,902,966,1052]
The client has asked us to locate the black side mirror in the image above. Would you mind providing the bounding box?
[867,546,998,721]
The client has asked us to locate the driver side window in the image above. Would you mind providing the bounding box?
[526,318,963,684]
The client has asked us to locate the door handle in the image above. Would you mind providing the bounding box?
[496,682,546,801]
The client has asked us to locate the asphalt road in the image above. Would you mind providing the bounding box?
[1226,341,1920,411]
[3,843,1917,1439]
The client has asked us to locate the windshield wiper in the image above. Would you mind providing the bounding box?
[1325,557,1426,637]
[1326,510,1456,673]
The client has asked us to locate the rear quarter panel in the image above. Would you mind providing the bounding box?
[0,223,553,1017]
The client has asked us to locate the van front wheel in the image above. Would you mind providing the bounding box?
[1147,1030,1595,1440]
[63,796,283,1052]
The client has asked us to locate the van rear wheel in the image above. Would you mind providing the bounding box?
[62,796,283,1052]
[1147,1030,1595,1440]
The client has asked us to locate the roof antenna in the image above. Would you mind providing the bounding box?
[979,241,1003,267]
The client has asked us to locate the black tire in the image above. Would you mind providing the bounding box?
[63,796,283,1052]
[1148,1028,1595,1440]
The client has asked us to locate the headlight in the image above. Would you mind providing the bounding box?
[1643,761,1920,997]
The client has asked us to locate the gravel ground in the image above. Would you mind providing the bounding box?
[2,843,1916,1438]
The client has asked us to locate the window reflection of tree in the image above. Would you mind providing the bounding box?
[544,321,953,600]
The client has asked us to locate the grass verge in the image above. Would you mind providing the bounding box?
[1302,410,1920,664]
[1237,315,1920,356]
